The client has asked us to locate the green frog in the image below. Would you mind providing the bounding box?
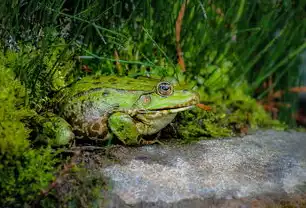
[38,75,199,146]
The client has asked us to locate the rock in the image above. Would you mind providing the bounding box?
[99,130,306,207]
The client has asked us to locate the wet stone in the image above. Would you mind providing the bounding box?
[98,130,306,208]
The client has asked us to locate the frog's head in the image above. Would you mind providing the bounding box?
[134,81,200,114]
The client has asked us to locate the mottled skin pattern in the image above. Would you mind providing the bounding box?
[55,75,199,145]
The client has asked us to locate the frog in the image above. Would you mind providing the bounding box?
[39,75,200,146]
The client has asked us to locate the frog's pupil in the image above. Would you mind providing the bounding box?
[160,84,170,91]
[157,82,172,96]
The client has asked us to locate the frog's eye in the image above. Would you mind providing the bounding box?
[157,82,173,96]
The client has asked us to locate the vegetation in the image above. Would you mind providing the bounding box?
[0,0,305,207]
[177,87,286,142]
[0,67,58,207]
[0,0,305,124]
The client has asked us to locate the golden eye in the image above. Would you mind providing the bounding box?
[156,82,173,96]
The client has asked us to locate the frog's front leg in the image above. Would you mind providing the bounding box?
[108,112,141,145]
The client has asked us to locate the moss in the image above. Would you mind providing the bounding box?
[177,109,233,143]
[0,67,59,207]
[177,96,285,142]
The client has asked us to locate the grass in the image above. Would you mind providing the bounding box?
[0,0,303,126]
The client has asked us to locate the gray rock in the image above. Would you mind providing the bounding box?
[100,130,306,207]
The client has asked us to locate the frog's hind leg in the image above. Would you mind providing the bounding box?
[108,112,141,145]
[82,115,111,143]
[87,117,109,138]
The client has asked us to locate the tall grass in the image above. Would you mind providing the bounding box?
[0,0,305,126]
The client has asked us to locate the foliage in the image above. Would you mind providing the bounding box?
[0,66,59,207]
[0,37,77,111]
[0,0,305,127]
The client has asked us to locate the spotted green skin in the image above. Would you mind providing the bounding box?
[55,75,200,145]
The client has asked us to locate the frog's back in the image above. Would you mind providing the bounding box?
[70,75,160,93]
[56,76,156,129]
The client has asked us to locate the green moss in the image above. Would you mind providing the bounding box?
[178,96,285,142]
[177,109,233,143]
[0,67,59,207]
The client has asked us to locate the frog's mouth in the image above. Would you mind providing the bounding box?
[137,103,197,114]
[136,93,200,114]
[145,105,195,113]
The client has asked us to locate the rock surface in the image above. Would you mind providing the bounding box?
[100,130,306,208]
